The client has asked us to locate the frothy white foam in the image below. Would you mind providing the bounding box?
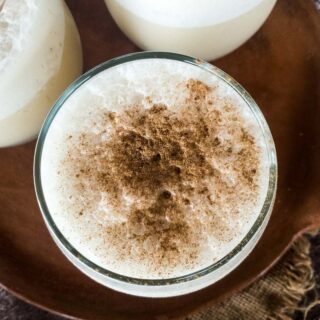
[41,59,270,279]
[114,0,264,27]
[0,0,35,68]
[0,0,64,120]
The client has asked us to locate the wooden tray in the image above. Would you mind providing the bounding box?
[0,0,319,319]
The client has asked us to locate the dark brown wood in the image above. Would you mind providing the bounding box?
[0,0,319,319]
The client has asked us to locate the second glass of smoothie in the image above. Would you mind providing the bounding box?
[0,0,83,148]
[104,0,277,61]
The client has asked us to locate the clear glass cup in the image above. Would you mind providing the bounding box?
[34,52,277,298]
[104,0,277,61]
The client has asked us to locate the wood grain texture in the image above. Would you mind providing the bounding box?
[0,0,319,319]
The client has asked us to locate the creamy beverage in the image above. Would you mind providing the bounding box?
[0,0,82,148]
[39,57,271,280]
[104,0,276,61]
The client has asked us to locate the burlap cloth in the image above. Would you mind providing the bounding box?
[0,231,319,319]
[184,231,320,320]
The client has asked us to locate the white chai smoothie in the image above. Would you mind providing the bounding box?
[40,58,270,279]
[104,0,276,61]
[0,0,82,147]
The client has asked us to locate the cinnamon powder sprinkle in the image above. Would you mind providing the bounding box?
[61,79,261,276]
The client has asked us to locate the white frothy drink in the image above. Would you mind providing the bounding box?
[40,58,270,279]
[0,0,82,147]
[104,0,277,61]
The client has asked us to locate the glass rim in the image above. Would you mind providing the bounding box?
[34,51,277,286]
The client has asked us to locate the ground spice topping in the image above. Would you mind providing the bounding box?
[61,79,260,275]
